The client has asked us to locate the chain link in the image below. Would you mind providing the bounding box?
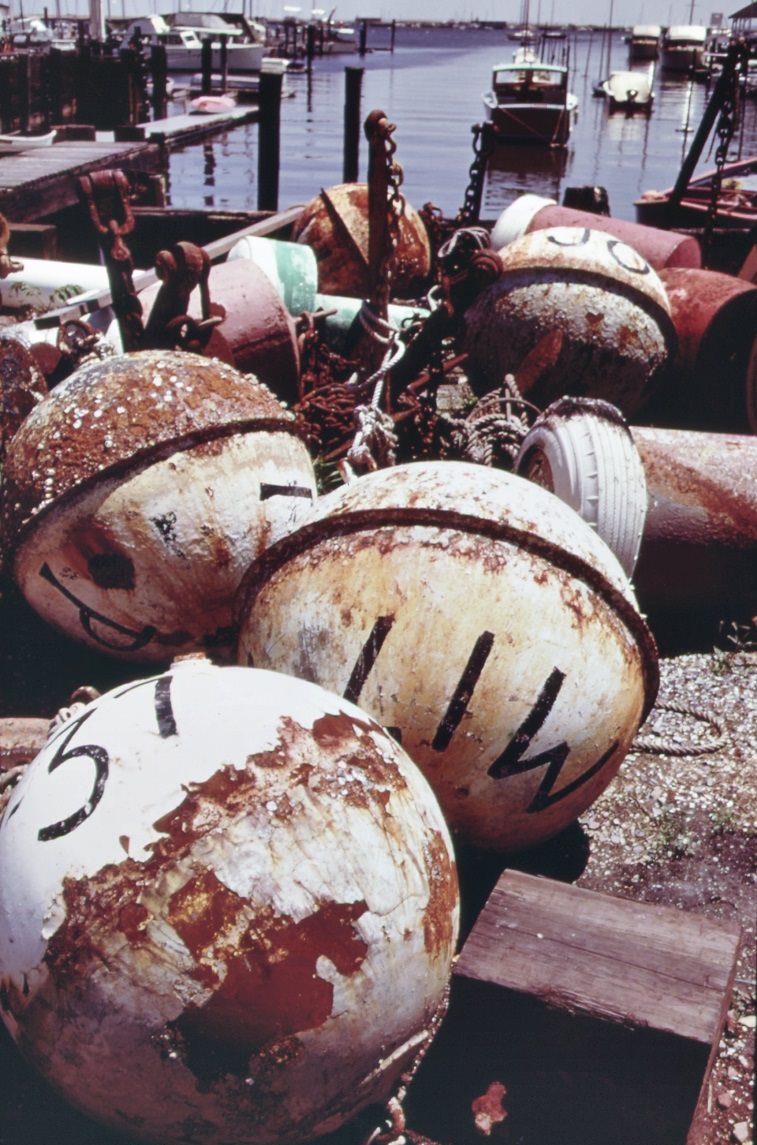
[365,110,405,319]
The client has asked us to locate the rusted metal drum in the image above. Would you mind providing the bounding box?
[464,226,677,418]
[291,183,432,298]
[139,259,301,406]
[638,267,757,433]
[0,657,459,1145]
[631,426,757,631]
[2,350,317,663]
[236,461,659,854]
[491,193,702,270]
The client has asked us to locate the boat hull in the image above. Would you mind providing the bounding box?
[635,158,757,230]
[164,42,264,72]
[486,104,575,145]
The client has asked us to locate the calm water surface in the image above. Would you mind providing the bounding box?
[165,25,757,225]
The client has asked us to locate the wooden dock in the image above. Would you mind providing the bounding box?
[0,139,162,223]
[139,106,259,150]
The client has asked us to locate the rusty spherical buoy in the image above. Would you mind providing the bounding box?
[291,183,432,299]
[236,461,659,853]
[464,225,677,418]
[0,657,459,1145]
[1,350,317,662]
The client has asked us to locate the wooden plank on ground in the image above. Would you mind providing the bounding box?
[404,869,742,1145]
[457,869,740,1046]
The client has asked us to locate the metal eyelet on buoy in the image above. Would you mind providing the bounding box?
[235,460,659,854]
[1,350,317,662]
[0,657,459,1145]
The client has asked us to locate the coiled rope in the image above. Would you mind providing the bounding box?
[630,702,727,758]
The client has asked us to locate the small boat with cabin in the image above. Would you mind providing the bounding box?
[627,24,661,60]
[482,53,578,147]
[660,24,708,72]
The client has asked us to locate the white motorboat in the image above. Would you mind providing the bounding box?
[627,24,661,61]
[483,55,578,146]
[124,15,264,74]
[660,25,707,73]
[600,69,654,113]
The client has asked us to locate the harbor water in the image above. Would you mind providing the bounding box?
[164,24,757,224]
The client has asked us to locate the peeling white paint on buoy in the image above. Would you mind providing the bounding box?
[2,351,317,662]
[0,658,458,1145]
[236,461,659,853]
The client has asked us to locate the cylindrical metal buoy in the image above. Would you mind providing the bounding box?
[631,425,757,630]
[464,226,677,418]
[236,461,659,854]
[2,351,317,663]
[0,658,459,1145]
[139,259,301,406]
[490,193,702,270]
[291,183,432,298]
[227,234,320,316]
[639,267,757,433]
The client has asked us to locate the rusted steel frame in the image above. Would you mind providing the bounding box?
[666,40,749,224]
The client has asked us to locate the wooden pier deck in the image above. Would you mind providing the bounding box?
[139,105,259,150]
[0,139,162,223]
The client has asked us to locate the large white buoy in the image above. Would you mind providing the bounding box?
[2,350,317,662]
[236,461,659,853]
[0,658,458,1145]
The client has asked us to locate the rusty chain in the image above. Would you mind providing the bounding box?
[455,121,496,227]
[364,109,406,320]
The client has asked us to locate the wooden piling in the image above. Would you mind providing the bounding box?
[343,66,363,183]
[257,70,282,212]
[201,37,212,95]
[150,42,168,121]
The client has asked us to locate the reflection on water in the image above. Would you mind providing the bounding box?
[166,26,757,224]
[483,144,569,217]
